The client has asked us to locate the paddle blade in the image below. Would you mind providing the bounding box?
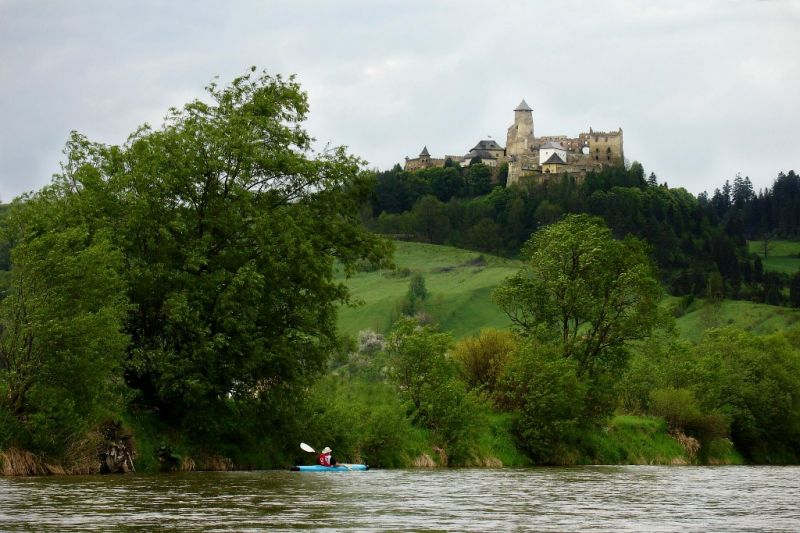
[300,442,315,453]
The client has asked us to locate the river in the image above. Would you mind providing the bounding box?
[1,466,798,531]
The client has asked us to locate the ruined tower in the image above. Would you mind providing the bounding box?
[505,99,535,158]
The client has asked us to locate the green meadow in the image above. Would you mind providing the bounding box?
[674,298,800,342]
[337,241,518,339]
[339,241,800,342]
[748,239,800,274]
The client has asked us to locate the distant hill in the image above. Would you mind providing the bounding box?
[338,241,800,342]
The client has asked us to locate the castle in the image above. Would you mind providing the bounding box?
[404,99,624,185]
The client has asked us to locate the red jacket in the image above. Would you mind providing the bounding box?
[318,452,332,466]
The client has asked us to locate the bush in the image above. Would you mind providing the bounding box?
[301,376,425,468]
[452,329,519,400]
[693,328,800,462]
[385,318,489,464]
[649,388,702,431]
[499,341,588,464]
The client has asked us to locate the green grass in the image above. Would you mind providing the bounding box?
[748,239,800,274]
[339,240,800,343]
[337,241,519,338]
[590,415,689,464]
[675,298,800,343]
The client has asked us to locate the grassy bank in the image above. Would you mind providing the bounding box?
[590,416,742,465]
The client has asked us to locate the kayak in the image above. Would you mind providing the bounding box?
[291,464,369,472]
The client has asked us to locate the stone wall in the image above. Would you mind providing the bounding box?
[404,157,446,171]
[580,128,624,166]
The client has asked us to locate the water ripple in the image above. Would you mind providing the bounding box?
[0,466,798,531]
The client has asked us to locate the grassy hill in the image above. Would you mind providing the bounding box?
[337,241,519,339]
[338,240,800,342]
[748,239,800,274]
[674,298,800,343]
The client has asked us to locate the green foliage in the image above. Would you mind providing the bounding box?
[385,318,487,463]
[301,375,427,468]
[493,214,664,378]
[466,163,493,196]
[589,416,689,465]
[620,325,800,463]
[0,69,393,465]
[790,272,800,308]
[401,273,428,316]
[25,70,392,447]
[498,341,588,463]
[452,328,518,400]
[692,328,800,462]
[0,190,129,457]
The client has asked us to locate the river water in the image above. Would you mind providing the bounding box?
[1,466,798,531]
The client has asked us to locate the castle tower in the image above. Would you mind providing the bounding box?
[506,99,535,158]
[419,145,430,164]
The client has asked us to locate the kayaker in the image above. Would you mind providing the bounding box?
[317,447,338,467]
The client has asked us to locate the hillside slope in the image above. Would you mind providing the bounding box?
[337,241,518,339]
[675,299,800,342]
[748,239,800,274]
[339,241,800,342]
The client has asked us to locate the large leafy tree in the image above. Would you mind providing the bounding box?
[493,214,663,377]
[44,69,392,436]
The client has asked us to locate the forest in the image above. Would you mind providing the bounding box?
[367,163,800,307]
[0,71,799,473]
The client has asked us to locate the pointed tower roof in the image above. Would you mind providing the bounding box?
[419,146,430,157]
[515,99,532,112]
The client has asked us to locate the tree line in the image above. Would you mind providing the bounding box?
[366,163,800,307]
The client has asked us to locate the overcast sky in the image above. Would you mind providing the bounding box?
[1,0,798,202]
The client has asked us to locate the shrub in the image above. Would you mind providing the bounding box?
[499,341,588,464]
[452,329,519,400]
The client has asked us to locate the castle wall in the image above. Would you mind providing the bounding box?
[581,129,624,165]
[404,157,446,171]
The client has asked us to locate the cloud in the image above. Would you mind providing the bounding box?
[1,0,798,201]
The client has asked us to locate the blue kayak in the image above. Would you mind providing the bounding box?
[291,464,369,472]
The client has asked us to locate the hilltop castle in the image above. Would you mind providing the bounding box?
[404,99,624,185]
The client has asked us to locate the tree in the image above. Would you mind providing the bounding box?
[467,163,493,196]
[497,163,509,187]
[791,272,800,308]
[498,340,587,463]
[52,69,393,436]
[412,195,450,243]
[692,328,800,462]
[385,319,484,463]
[0,186,128,457]
[493,214,663,377]
[401,273,428,316]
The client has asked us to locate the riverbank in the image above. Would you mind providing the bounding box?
[0,414,743,476]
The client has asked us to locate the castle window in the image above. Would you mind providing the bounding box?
[595,156,599,161]
[607,155,611,161]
